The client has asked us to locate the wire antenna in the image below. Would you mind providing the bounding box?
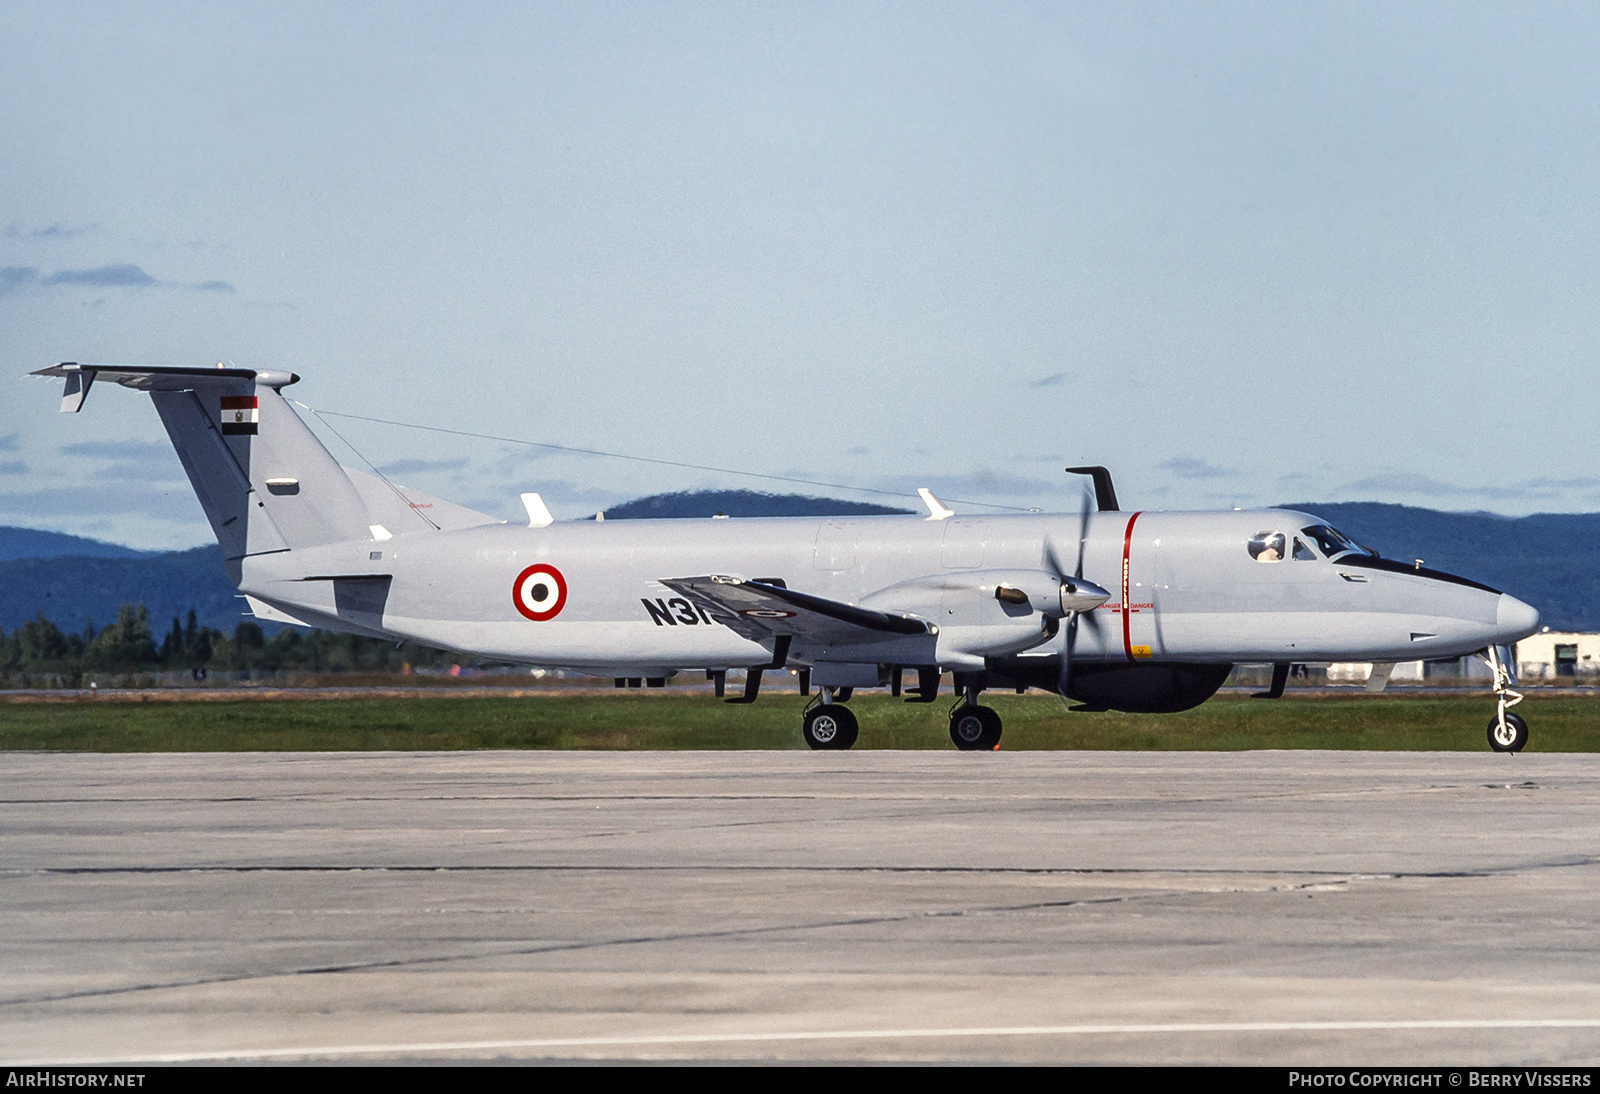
[308,408,442,531]
[311,408,1035,513]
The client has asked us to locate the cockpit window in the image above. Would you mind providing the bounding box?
[1292,537,1317,561]
[1248,531,1286,562]
[1301,524,1362,558]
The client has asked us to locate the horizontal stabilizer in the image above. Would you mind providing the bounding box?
[34,363,298,413]
[243,594,312,628]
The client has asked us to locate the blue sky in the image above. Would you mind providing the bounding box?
[4,2,1599,549]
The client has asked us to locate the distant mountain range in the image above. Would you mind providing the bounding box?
[0,545,240,634]
[0,526,156,562]
[2,494,1595,634]
[604,490,912,519]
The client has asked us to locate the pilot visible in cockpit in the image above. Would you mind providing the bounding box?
[1248,531,1286,562]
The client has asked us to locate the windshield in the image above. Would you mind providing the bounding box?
[1301,524,1376,558]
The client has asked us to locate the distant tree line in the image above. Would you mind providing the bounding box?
[0,603,469,686]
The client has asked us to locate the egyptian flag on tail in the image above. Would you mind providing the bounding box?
[220,395,259,435]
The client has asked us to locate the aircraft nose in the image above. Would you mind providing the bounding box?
[1495,593,1541,641]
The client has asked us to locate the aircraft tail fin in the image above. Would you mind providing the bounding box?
[34,363,383,573]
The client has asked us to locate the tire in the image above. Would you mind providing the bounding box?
[803,704,859,750]
[949,705,1002,751]
[1487,711,1529,753]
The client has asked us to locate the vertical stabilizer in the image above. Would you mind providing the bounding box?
[34,364,376,577]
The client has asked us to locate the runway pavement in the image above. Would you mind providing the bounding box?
[2,750,1598,1065]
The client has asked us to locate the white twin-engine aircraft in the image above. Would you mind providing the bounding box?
[36,363,1542,752]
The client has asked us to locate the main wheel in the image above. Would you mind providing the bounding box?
[949,704,1002,751]
[803,704,859,750]
[1487,711,1529,753]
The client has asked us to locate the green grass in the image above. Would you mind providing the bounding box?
[0,692,1595,751]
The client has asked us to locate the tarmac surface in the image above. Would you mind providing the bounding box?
[2,750,1598,1065]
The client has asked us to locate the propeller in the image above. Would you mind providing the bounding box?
[1044,484,1107,700]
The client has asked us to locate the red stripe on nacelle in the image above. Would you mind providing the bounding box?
[1121,511,1142,662]
[219,396,258,409]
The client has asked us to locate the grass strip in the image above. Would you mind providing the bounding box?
[0,693,1594,752]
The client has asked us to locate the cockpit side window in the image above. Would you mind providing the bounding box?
[1248,531,1286,563]
[1293,537,1317,561]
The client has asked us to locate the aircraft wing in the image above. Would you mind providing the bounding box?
[661,575,932,648]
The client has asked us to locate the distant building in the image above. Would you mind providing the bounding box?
[1325,658,1492,683]
[1516,631,1600,680]
[1327,661,1424,683]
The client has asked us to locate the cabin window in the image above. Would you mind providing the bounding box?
[1248,531,1286,562]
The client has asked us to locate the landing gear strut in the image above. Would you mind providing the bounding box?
[948,679,1002,751]
[802,687,859,750]
[1484,645,1528,753]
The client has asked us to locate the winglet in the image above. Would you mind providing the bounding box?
[521,492,554,528]
[918,488,954,521]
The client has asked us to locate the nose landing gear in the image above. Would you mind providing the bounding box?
[1484,645,1528,753]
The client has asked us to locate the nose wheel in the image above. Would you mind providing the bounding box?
[802,696,859,750]
[1484,645,1528,754]
[949,704,1002,751]
[1488,711,1529,753]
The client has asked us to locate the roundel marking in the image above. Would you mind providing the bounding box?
[739,608,796,619]
[513,564,568,621]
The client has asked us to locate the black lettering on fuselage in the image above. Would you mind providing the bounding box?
[643,598,677,626]
[669,597,699,625]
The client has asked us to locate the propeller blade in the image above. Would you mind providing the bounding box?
[1055,482,1099,698]
[1058,612,1075,698]
[1075,484,1092,578]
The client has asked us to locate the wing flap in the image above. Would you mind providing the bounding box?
[661,576,931,648]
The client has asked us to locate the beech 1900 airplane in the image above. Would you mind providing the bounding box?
[35,363,1543,752]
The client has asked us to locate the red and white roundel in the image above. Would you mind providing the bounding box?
[513,564,567,621]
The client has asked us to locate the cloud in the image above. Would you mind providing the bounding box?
[0,461,27,475]
[61,440,173,461]
[58,440,183,485]
[0,267,38,297]
[6,222,100,242]
[0,483,201,519]
[0,434,18,452]
[0,263,238,295]
[878,468,1063,502]
[1344,471,1600,502]
[45,263,159,288]
[1159,456,1232,480]
[377,457,472,476]
[1029,372,1068,388]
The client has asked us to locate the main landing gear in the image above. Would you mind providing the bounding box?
[949,703,1002,750]
[802,689,859,750]
[797,674,1005,751]
[1484,645,1529,753]
[948,677,1002,751]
